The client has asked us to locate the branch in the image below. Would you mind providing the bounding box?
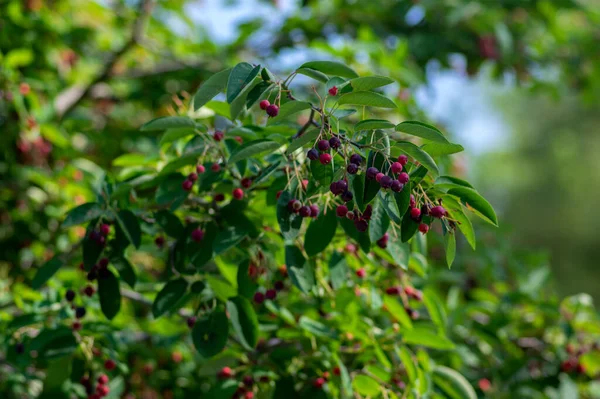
[55,0,155,120]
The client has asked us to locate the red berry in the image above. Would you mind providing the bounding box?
[188,172,198,182]
[319,153,332,165]
[346,211,355,220]
[213,131,224,141]
[398,154,408,165]
[299,206,311,217]
[418,223,429,234]
[478,378,491,392]
[309,204,319,218]
[100,224,110,236]
[196,165,206,174]
[391,180,404,192]
[182,179,193,191]
[328,86,338,96]
[245,393,255,399]
[218,366,233,379]
[253,292,265,304]
[20,83,31,95]
[186,316,196,328]
[410,194,416,208]
[375,172,384,182]
[155,236,165,248]
[430,206,446,218]
[333,366,341,376]
[72,321,82,331]
[265,289,277,300]
[97,374,109,385]
[84,285,95,297]
[336,205,348,217]
[241,177,252,188]
[233,188,244,200]
[104,359,116,371]
[235,136,243,144]
[214,193,225,202]
[376,233,389,248]
[96,384,110,397]
[266,104,279,117]
[98,257,109,268]
[385,287,401,295]
[191,228,204,242]
[356,268,365,278]
[410,208,421,220]
[313,377,326,389]
[354,219,368,232]
[391,162,403,174]
[211,163,221,172]
[276,190,283,199]
[398,172,409,184]
[259,100,270,110]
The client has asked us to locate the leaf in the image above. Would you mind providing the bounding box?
[213,227,246,254]
[395,121,449,143]
[435,176,474,189]
[444,232,456,268]
[395,141,439,177]
[277,191,303,242]
[387,240,410,270]
[32,257,63,290]
[348,75,394,91]
[298,61,358,78]
[83,230,103,271]
[338,91,397,109]
[230,77,260,120]
[286,128,319,154]
[227,63,260,103]
[98,269,121,320]
[285,245,314,293]
[110,255,136,288]
[403,329,455,350]
[206,276,236,302]
[227,296,259,350]
[299,316,336,339]
[395,347,417,383]
[268,101,312,124]
[237,260,257,299]
[228,139,281,164]
[350,173,366,212]
[383,296,413,329]
[310,159,334,186]
[368,199,390,242]
[355,119,395,131]
[296,67,328,83]
[192,310,229,358]
[443,196,476,250]
[62,203,104,228]
[114,210,141,249]
[141,116,196,131]
[352,375,380,397]
[394,181,412,216]
[159,150,205,176]
[422,142,465,156]
[304,208,337,257]
[369,129,391,155]
[154,210,184,238]
[447,187,498,226]
[432,366,477,399]
[152,278,188,318]
[336,358,353,399]
[193,68,232,110]
[423,288,447,329]
[246,81,273,109]
[159,128,197,146]
[328,251,348,290]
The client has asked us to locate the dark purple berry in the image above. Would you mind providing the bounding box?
[329,137,341,149]
[274,281,284,291]
[266,104,279,117]
[15,343,24,354]
[310,204,320,218]
[366,167,379,180]
[66,289,76,302]
[398,172,409,184]
[347,163,358,174]
[265,289,277,300]
[307,148,319,160]
[391,180,404,192]
[336,205,348,217]
[75,306,86,319]
[354,219,368,232]
[317,140,330,152]
[341,191,353,202]
[380,175,393,189]
[350,154,362,165]
[299,206,312,217]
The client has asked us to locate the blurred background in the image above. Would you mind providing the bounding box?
[2,0,600,299]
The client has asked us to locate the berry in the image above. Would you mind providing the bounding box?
[155,236,165,248]
[418,223,429,234]
[391,180,404,192]
[292,200,302,211]
[87,269,98,281]
[313,377,326,389]
[336,180,348,192]
[341,191,353,202]
[196,164,206,174]
[301,179,309,190]
[265,289,277,300]
[214,193,225,202]
[253,292,265,304]
[346,211,355,220]
[363,205,373,220]
[211,163,221,172]
[84,285,95,297]
[299,206,312,217]
[478,378,491,392]
[97,374,109,385]
[391,162,403,174]
[66,289,76,302]
[15,343,24,354]
[182,179,193,191]
[366,167,379,180]
[410,194,416,208]
[336,205,348,217]
[187,316,196,328]
[385,287,401,295]
[245,392,255,399]
[309,204,320,218]
[218,366,233,379]
[379,175,393,189]
[75,306,86,319]
[188,173,198,182]
[243,375,254,387]
[274,280,284,291]
[329,137,341,149]
[72,321,82,331]
[276,190,283,199]
[350,154,362,165]
[100,224,110,236]
[307,148,319,160]
[398,172,409,184]
[266,104,279,117]
[375,172,384,182]
[410,208,421,220]
[317,140,330,152]
[19,83,31,95]
[319,153,332,165]
[430,206,446,218]
[421,204,430,216]
[96,384,110,397]
[398,154,408,165]
[354,219,368,232]
[333,367,341,376]
[259,100,270,110]
[191,228,204,242]
[376,233,389,248]
[213,131,224,141]
[104,359,116,371]
[235,136,243,144]
[241,178,252,188]
[98,257,109,268]
[233,188,244,200]
[347,163,358,174]
[356,268,366,278]
[328,86,338,96]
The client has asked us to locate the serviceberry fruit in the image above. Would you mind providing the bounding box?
[104,359,116,371]
[84,285,95,297]
[418,223,429,234]
[214,193,225,202]
[328,86,338,96]
[191,228,204,242]
[379,175,393,189]
[188,173,198,182]
[391,162,403,174]
[336,205,348,217]
[213,131,224,141]
[398,154,408,165]
[354,219,368,232]
[66,289,76,302]
[98,374,109,385]
[410,208,421,220]
[259,100,270,110]
[346,211,355,220]
[241,178,252,189]
[398,172,409,184]
[196,164,205,174]
[347,163,358,174]
[430,205,446,218]
[307,148,319,160]
[100,224,110,236]
[319,153,332,165]
[232,188,244,200]
[329,136,341,149]
[266,104,279,117]
[75,306,86,319]
[211,163,221,172]
[314,377,326,389]
[317,140,330,151]
[366,167,379,180]
[309,204,320,218]
[356,268,366,278]
[72,321,82,331]
[299,206,312,217]
[385,286,401,295]
[182,179,193,191]
[155,236,165,248]
[274,280,284,291]
[350,154,362,165]
[265,289,277,300]
[375,172,384,182]
[341,191,353,202]
[253,292,265,304]
[391,180,404,192]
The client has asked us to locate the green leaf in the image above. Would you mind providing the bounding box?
[352,375,380,397]
[394,181,412,216]
[368,199,390,242]
[396,141,439,177]
[355,119,395,131]
[213,227,246,254]
[305,208,337,257]
[141,116,196,131]
[227,296,259,350]
[268,101,311,124]
[159,128,197,146]
[350,173,366,212]
[432,366,477,399]
[206,276,236,302]
[328,251,348,290]
[193,68,232,110]
[114,210,141,249]
[298,61,358,78]
[444,232,456,268]
[422,142,465,156]
[98,269,121,320]
[62,203,104,228]
[159,150,205,176]
[192,310,229,358]
[395,346,417,383]
[152,278,188,318]
[369,129,391,155]
[403,329,455,350]
[338,91,397,109]
[395,121,449,143]
[277,191,303,242]
[237,260,257,299]
[296,67,329,83]
[246,81,273,109]
[348,75,394,91]
[423,288,447,329]
[230,77,260,120]
[32,257,63,290]
[228,139,281,164]
[443,196,476,250]
[387,240,410,270]
[286,128,320,154]
[336,358,353,398]
[154,210,184,238]
[435,176,474,189]
[227,63,260,103]
[83,229,103,271]
[285,245,314,293]
[326,76,346,90]
[447,187,498,226]
[299,316,336,339]
[110,255,136,288]
[310,159,334,186]
[383,296,413,329]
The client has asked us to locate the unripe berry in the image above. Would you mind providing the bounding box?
[307,148,319,160]
[98,374,109,385]
[235,136,243,144]
[319,153,332,165]
[259,100,270,110]
[213,131,224,141]
[350,154,362,165]
[366,167,379,180]
[410,208,421,220]
[347,163,358,174]
[299,206,312,217]
[233,188,244,200]
[398,154,408,165]
[336,205,348,217]
[100,224,110,236]
[317,140,330,152]
[75,306,86,319]
[182,179,193,191]
[196,164,206,174]
[391,180,404,192]
[309,204,320,218]
[104,359,116,371]
[241,178,252,188]
[329,137,341,149]
[187,316,196,328]
[418,223,429,234]
[328,86,338,96]
[266,104,279,117]
[354,219,368,232]
[191,228,204,242]
[211,163,221,172]
[356,268,365,278]
[66,289,76,302]
[430,206,446,218]
[391,162,403,174]
[341,191,353,202]
[253,292,265,304]
[379,175,393,189]
[398,172,409,184]
[188,172,198,182]
[265,289,277,300]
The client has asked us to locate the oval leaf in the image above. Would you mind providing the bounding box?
[285,245,314,293]
[395,141,439,177]
[338,91,397,109]
[298,61,358,78]
[32,257,63,290]
[193,68,232,110]
[152,278,188,318]
[227,63,260,103]
[227,296,259,350]
[304,208,338,257]
[447,187,498,226]
[154,210,184,238]
[296,67,328,83]
[228,139,281,164]
[352,375,380,397]
[395,121,449,143]
[141,116,196,131]
[348,75,394,91]
[62,203,104,228]
[114,210,141,249]
[192,310,229,358]
[432,366,477,399]
[403,329,455,350]
[98,269,121,320]
[355,119,395,131]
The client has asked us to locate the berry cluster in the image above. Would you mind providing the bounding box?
[89,223,111,247]
[287,199,320,219]
[181,164,205,191]
[216,366,270,399]
[259,99,279,117]
[78,359,116,399]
